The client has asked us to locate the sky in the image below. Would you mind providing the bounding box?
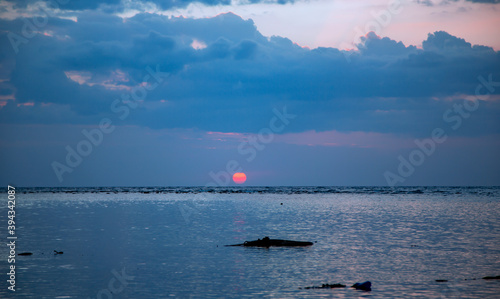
[0,0,499,187]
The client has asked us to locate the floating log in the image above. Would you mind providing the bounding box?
[482,275,500,280]
[226,236,313,247]
[17,252,33,256]
[301,283,346,289]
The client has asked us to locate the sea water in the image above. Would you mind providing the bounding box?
[0,187,499,298]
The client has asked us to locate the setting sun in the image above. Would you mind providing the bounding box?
[232,172,247,184]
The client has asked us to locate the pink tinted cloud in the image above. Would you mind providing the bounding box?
[64,70,132,91]
[206,131,245,137]
[205,131,247,143]
[17,102,34,107]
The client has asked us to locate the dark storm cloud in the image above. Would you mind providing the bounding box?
[0,12,499,137]
[4,0,122,11]
[4,0,296,12]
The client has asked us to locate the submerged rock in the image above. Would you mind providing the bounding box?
[352,281,371,291]
[226,236,313,247]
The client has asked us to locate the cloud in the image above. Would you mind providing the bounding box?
[414,0,434,6]
[0,11,499,139]
[415,0,500,5]
[465,0,500,3]
[3,0,122,11]
[3,0,297,12]
[423,30,473,52]
[357,32,418,57]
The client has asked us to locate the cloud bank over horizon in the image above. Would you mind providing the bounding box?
[1,12,499,136]
[4,0,500,11]
[2,0,298,13]
[0,2,499,186]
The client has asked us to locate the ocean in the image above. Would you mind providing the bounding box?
[1,186,499,298]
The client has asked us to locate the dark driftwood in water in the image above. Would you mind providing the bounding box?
[301,283,346,289]
[17,252,33,256]
[226,236,313,247]
[482,275,500,280]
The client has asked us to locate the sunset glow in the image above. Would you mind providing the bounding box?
[0,0,498,187]
[232,173,247,184]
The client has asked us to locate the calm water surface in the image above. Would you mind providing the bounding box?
[1,187,499,298]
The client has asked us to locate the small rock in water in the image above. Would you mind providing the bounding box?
[18,252,33,256]
[352,281,371,291]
